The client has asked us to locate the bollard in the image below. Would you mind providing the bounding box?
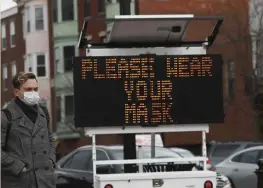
[255,159,263,188]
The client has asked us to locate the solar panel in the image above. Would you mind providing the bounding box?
[107,15,193,43]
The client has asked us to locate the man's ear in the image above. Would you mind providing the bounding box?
[14,89,20,97]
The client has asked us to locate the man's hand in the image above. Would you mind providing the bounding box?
[49,159,55,168]
[21,167,29,173]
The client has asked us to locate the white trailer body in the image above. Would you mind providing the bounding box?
[95,171,215,188]
[85,125,215,188]
[78,14,224,188]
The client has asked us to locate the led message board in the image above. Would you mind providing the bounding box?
[73,54,224,127]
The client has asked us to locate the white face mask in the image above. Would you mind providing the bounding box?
[21,91,40,106]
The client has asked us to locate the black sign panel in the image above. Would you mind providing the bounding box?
[73,54,224,127]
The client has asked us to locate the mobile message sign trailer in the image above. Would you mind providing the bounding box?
[75,14,224,188]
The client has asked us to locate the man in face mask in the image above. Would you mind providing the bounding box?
[1,72,56,188]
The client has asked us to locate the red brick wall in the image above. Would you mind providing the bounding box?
[1,7,25,106]
[57,0,258,155]
[77,0,106,56]
[138,0,257,145]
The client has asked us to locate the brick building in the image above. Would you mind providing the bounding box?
[14,0,53,116]
[52,0,259,156]
[47,0,107,156]
[77,0,107,56]
[1,6,25,107]
[138,0,257,147]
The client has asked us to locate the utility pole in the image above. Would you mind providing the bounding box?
[119,0,136,173]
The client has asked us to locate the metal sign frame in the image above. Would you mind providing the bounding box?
[78,15,224,49]
[75,14,224,186]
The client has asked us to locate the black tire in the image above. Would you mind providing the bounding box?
[228,177,236,188]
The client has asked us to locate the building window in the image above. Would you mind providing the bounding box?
[25,7,31,33]
[11,62,17,77]
[63,46,75,72]
[65,95,74,116]
[84,0,90,17]
[27,55,33,72]
[54,47,60,73]
[1,24,7,50]
[2,64,8,90]
[10,21,15,47]
[37,54,46,77]
[98,0,105,13]
[22,13,25,36]
[228,61,235,100]
[56,96,61,122]
[53,0,58,23]
[62,0,74,21]
[35,7,44,30]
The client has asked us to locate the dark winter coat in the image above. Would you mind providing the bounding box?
[1,99,56,188]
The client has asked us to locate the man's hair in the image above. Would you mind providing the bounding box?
[12,72,38,89]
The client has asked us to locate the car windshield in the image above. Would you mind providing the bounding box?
[176,151,195,158]
[111,146,181,160]
[211,144,239,158]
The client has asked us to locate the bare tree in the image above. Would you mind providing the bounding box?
[53,73,86,138]
[217,0,263,138]
[249,0,263,139]
[63,115,85,137]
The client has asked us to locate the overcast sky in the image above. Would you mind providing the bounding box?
[1,0,17,12]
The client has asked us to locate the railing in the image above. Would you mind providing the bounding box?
[95,157,207,165]
[88,124,210,182]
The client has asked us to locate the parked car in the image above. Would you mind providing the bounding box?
[215,146,263,188]
[55,145,193,188]
[55,145,214,188]
[169,147,195,158]
[169,147,232,188]
[169,147,211,168]
[208,141,263,166]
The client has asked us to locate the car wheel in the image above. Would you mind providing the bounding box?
[228,177,236,188]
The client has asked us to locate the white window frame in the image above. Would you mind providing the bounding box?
[56,0,77,22]
[22,11,25,37]
[35,6,44,31]
[1,24,7,50]
[53,0,58,23]
[25,53,49,78]
[55,43,78,74]
[2,64,8,90]
[25,7,31,33]
[10,21,16,47]
[24,54,33,73]
[11,61,17,77]
[61,44,79,73]
[24,56,27,71]
[61,0,74,21]
[54,47,61,73]
[36,53,47,77]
